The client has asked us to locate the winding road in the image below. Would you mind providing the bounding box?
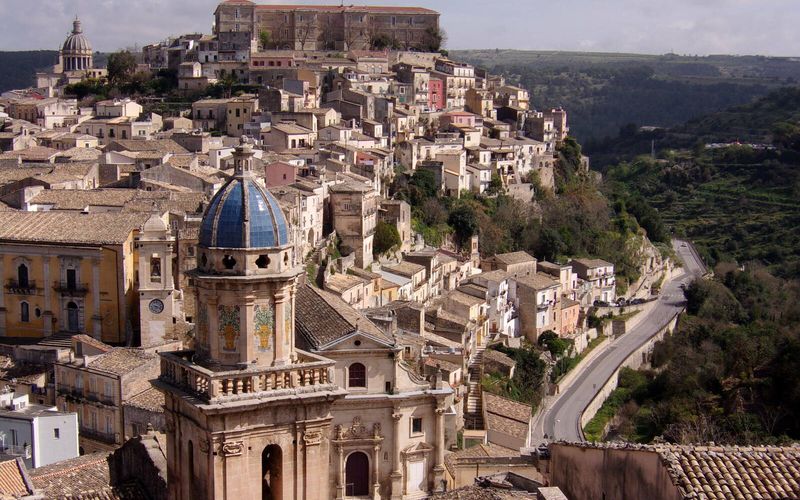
[531,240,707,443]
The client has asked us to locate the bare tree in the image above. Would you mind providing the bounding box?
[296,14,318,50]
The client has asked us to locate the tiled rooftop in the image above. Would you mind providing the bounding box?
[515,273,560,291]
[124,386,165,413]
[483,392,531,441]
[0,212,148,246]
[0,458,33,497]
[661,444,800,500]
[83,348,158,376]
[444,442,521,477]
[295,284,391,350]
[29,452,147,500]
[492,251,536,266]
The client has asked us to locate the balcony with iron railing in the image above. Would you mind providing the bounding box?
[159,349,337,404]
[4,280,38,295]
[53,281,89,296]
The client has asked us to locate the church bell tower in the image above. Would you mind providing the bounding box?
[157,138,345,500]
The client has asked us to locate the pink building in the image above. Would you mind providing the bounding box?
[264,161,297,187]
[429,77,444,111]
[440,111,477,129]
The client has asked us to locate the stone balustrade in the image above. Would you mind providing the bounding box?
[159,349,335,403]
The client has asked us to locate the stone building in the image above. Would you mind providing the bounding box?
[35,18,107,90]
[329,179,378,268]
[214,2,440,52]
[0,211,148,344]
[156,138,453,499]
[157,139,346,499]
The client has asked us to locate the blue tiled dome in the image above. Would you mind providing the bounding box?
[199,177,289,249]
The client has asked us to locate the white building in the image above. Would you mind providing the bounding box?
[0,393,78,468]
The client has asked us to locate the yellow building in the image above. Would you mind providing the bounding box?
[0,211,148,344]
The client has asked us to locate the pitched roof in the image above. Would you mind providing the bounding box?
[0,212,147,246]
[295,284,391,350]
[124,386,164,413]
[84,348,158,376]
[491,251,535,266]
[29,452,147,500]
[384,261,426,277]
[0,458,33,497]
[444,442,521,477]
[515,273,560,291]
[483,392,531,441]
[483,348,516,368]
[107,139,188,155]
[660,444,800,500]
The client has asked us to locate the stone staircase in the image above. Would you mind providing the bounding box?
[464,344,486,430]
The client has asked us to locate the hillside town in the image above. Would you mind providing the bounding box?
[0,3,797,500]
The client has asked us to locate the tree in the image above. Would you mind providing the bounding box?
[448,204,478,248]
[106,50,137,85]
[486,174,504,196]
[422,26,447,52]
[409,169,438,200]
[373,221,401,256]
[259,30,272,50]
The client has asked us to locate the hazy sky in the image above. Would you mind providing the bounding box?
[1,0,798,56]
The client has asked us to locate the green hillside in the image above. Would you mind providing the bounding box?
[453,50,800,144]
[0,51,58,92]
[601,87,800,278]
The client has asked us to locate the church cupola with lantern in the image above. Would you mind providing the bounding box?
[157,137,345,500]
[194,137,299,368]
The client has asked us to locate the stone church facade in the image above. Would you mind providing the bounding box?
[157,138,452,500]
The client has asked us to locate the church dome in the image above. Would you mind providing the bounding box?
[62,18,92,54]
[199,177,289,249]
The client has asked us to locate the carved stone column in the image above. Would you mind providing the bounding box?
[433,406,446,492]
[336,443,345,500]
[390,411,403,500]
[372,443,381,500]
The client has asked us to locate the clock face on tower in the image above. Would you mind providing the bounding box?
[148,299,164,315]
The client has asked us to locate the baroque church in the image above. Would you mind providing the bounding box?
[156,139,452,499]
[36,17,108,91]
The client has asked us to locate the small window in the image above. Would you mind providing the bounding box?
[20,302,30,323]
[411,417,422,435]
[348,363,366,388]
[54,428,60,439]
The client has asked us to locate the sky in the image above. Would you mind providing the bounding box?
[0,0,799,56]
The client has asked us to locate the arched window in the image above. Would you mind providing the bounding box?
[262,444,283,500]
[348,363,366,388]
[17,264,29,288]
[345,451,370,496]
[20,302,29,323]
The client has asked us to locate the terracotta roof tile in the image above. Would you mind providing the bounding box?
[83,348,158,376]
[0,212,147,246]
[29,453,146,500]
[0,459,32,497]
[295,284,391,350]
[124,386,164,413]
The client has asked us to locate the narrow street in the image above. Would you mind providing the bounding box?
[531,240,707,443]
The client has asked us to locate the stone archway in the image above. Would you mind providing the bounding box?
[262,444,283,500]
[345,451,370,497]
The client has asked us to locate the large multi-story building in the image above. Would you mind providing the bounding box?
[0,212,149,344]
[214,1,440,52]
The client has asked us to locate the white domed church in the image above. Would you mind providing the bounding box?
[35,17,108,91]
[156,138,453,499]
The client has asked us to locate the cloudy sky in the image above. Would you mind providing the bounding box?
[1,0,798,56]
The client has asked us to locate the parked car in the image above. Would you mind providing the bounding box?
[593,300,610,307]
[631,298,646,305]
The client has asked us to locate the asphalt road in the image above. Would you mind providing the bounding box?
[532,240,706,443]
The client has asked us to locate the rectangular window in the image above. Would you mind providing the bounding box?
[10,430,17,446]
[54,428,60,439]
[411,417,422,435]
